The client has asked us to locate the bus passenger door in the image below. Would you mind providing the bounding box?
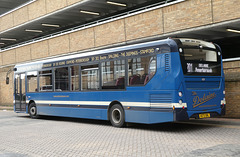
[15,73,26,112]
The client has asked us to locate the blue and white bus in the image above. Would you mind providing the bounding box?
[13,38,226,127]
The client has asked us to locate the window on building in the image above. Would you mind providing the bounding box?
[27,71,38,92]
[39,70,52,92]
[70,66,80,91]
[128,56,156,86]
[55,67,69,91]
[81,64,99,91]
[102,60,125,89]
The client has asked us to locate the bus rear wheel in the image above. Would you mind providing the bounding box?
[29,103,39,119]
[109,104,125,127]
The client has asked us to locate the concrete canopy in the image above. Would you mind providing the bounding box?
[0,0,176,49]
[0,0,33,15]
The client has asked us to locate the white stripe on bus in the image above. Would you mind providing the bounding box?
[26,100,187,108]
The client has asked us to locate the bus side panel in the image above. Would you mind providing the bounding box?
[37,106,108,120]
[149,111,174,124]
[124,110,174,124]
[125,110,150,124]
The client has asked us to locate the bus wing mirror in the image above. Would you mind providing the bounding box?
[6,77,9,84]
[6,68,16,85]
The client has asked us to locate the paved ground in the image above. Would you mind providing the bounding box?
[0,111,240,157]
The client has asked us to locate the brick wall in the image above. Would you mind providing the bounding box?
[0,67,14,106]
[223,61,240,118]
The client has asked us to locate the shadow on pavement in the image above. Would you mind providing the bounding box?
[18,115,215,132]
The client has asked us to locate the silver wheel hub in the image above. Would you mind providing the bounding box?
[30,106,36,115]
[112,108,121,124]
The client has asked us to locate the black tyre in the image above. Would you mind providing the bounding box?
[109,104,125,127]
[29,103,39,119]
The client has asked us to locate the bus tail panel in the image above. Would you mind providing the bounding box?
[182,76,225,119]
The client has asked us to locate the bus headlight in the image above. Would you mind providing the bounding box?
[223,91,225,95]
[178,92,183,97]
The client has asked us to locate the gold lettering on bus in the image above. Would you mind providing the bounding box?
[126,51,138,56]
[192,92,216,108]
[66,60,75,65]
[43,64,52,68]
[121,52,125,57]
[58,61,65,66]
[108,53,119,59]
[140,48,154,55]
[75,58,90,63]
[43,47,155,68]
[100,56,107,60]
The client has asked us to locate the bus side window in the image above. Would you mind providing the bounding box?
[55,67,69,91]
[70,66,80,91]
[101,60,125,89]
[128,56,156,86]
[81,64,99,91]
[39,70,53,92]
[27,71,38,92]
[148,57,156,79]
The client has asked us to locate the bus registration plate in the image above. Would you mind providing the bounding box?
[199,113,210,119]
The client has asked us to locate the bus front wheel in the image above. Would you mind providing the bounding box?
[29,103,39,119]
[109,104,125,127]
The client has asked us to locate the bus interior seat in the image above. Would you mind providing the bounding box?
[116,77,125,86]
[129,75,141,85]
[144,75,149,85]
[141,74,148,84]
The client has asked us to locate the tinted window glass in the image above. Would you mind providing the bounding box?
[81,65,99,90]
[182,49,217,62]
[71,66,79,91]
[55,67,69,91]
[39,70,52,92]
[128,56,156,86]
[27,71,37,92]
[102,60,125,89]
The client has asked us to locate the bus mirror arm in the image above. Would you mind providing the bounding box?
[6,68,17,85]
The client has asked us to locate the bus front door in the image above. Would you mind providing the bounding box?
[15,73,26,112]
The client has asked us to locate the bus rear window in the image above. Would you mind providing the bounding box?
[182,49,217,62]
[180,48,221,76]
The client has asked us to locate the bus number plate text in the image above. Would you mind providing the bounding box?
[199,113,210,119]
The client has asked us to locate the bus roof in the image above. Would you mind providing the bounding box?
[14,38,177,73]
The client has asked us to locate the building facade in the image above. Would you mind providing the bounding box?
[0,0,240,117]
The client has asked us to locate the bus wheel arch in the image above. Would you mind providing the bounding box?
[28,101,39,119]
[108,101,125,127]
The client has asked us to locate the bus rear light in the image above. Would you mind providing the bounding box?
[179,100,183,105]
[182,106,185,109]
[178,92,183,97]
[221,99,226,105]
[179,48,183,53]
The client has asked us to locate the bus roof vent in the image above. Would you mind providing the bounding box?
[165,54,170,72]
